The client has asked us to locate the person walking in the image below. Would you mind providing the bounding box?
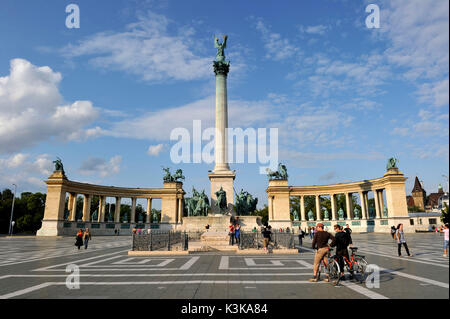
[309,227,314,240]
[83,228,92,250]
[443,224,449,257]
[395,224,412,257]
[228,222,235,246]
[309,223,336,282]
[235,223,241,246]
[298,226,305,247]
[262,226,272,253]
[75,229,83,250]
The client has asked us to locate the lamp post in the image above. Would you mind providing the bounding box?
[9,184,17,236]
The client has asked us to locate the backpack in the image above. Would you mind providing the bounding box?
[393,231,398,240]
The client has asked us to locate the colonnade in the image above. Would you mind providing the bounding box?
[37,170,185,236]
[266,168,409,231]
[285,189,386,221]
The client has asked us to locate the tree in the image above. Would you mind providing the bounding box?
[441,203,449,224]
[252,205,268,225]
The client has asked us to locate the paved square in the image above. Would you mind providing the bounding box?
[0,233,448,299]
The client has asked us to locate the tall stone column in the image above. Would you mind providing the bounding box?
[300,196,306,221]
[331,194,337,220]
[315,195,321,221]
[379,189,385,213]
[69,193,77,221]
[99,196,106,222]
[114,197,121,223]
[146,198,152,223]
[177,198,183,223]
[82,194,91,222]
[359,192,367,219]
[374,190,381,219]
[345,193,352,220]
[209,43,235,214]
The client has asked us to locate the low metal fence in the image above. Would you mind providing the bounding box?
[132,230,189,251]
[238,231,295,250]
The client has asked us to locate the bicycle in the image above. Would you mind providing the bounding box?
[317,247,341,285]
[341,247,368,283]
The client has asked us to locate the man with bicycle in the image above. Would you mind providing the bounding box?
[332,224,353,281]
[309,223,336,282]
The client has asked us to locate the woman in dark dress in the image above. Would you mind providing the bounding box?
[75,229,83,250]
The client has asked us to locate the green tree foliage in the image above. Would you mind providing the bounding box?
[252,205,268,225]
[0,189,46,234]
[441,203,449,224]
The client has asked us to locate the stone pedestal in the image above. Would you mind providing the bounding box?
[209,171,236,215]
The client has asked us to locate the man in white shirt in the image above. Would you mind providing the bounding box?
[443,224,449,257]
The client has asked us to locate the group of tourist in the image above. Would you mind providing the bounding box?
[132,227,151,235]
[75,228,91,250]
[228,217,241,246]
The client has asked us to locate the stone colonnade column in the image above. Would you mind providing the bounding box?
[115,197,121,222]
[315,195,321,221]
[300,196,306,221]
[331,194,337,220]
[379,189,385,213]
[345,193,351,220]
[99,196,106,222]
[69,193,77,221]
[359,192,367,219]
[82,194,91,222]
[146,198,152,223]
[177,198,183,223]
[374,190,381,218]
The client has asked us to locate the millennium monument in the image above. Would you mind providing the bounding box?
[208,35,236,215]
[36,35,413,237]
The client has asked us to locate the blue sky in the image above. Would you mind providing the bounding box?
[0,0,448,208]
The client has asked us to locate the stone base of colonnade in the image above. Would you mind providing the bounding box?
[36,220,182,236]
[293,217,415,233]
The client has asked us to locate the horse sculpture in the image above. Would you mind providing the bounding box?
[266,163,288,180]
[162,167,185,182]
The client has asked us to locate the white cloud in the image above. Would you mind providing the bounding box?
[105,95,273,141]
[381,0,449,81]
[0,153,54,192]
[79,156,122,178]
[417,79,449,107]
[299,24,329,35]
[255,20,299,61]
[0,59,100,154]
[147,144,165,156]
[62,11,211,83]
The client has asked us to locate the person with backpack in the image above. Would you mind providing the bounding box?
[395,223,412,257]
[262,226,272,253]
[390,225,397,239]
[344,224,353,246]
[331,224,351,281]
